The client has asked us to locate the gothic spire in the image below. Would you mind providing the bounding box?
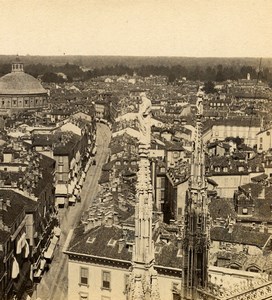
[128,92,160,300]
[190,92,205,190]
[181,90,210,300]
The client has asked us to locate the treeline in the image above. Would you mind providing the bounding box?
[73,63,272,83]
[0,63,272,83]
[0,63,83,83]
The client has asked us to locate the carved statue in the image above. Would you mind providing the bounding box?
[196,94,203,116]
[137,92,151,146]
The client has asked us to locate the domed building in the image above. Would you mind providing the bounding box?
[0,60,48,114]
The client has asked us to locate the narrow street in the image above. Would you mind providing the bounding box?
[32,123,111,300]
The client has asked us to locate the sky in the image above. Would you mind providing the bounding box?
[0,0,271,57]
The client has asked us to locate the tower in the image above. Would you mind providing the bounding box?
[181,92,210,300]
[128,93,160,300]
[12,56,24,73]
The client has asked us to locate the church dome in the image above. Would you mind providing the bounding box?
[0,62,47,95]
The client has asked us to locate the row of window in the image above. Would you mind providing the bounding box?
[79,267,181,300]
[0,98,47,107]
[80,268,114,290]
[209,102,228,107]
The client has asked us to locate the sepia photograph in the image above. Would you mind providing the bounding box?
[0,0,272,299]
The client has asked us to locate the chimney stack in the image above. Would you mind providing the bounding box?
[106,216,113,227]
[228,223,234,234]
[0,197,3,210]
[113,213,119,225]
[2,198,7,211]
[118,239,126,253]
[0,211,3,230]
[6,197,10,207]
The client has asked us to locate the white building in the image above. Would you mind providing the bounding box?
[64,224,183,300]
[204,119,261,148]
[256,127,272,153]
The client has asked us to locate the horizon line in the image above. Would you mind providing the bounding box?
[0,54,270,59]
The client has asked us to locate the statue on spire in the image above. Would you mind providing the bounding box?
[137,92,152,147]
[196,91,204,116]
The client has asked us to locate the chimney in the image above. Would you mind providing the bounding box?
[84,219,95,232]
[177,237,182,249]
[169,219,175,226]
[259,223,265,233]
[118,239,126,253]
[0,197,3,210]
[0,211,3,230]
[113,213,119,225]
[106,216,113,227]
[96,217,102,227]
[6,197,10,207]
[258,186,265,200]
[228,223,234,234]
[2,198,7,212]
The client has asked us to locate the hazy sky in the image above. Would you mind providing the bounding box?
[0,0,271,57]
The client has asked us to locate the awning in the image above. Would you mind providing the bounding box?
[69,195,76,203]
[40,259,46,271]
[34,269,42,278]
[56,197,65,206]
[55,184,67,195]
[44,235,59,260]
[24,240,30,258]
[16,232,26,254]
[92,146,97,155]
[79,177,84,186]
[67,184,74,195]
[53,226,61,237]
[12,257,19,279]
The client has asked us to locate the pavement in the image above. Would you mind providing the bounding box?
[31,123,111,300]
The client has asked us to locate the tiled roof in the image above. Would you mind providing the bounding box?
[164,141,185,151]
[206,153,264,175]
[211,225,270,248]
[0,229,10,243]
[32,134,56,147]
[0,190,25,228]
[209,198,236,220]
[0,189,37,213]
[98,170,110,184]
[110,144,124,155]
[67,224,183,269]
[53,133,81,157]
[238,182,264,199]
[211,117,261,128]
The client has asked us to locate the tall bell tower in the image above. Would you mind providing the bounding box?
[181,91,210,300]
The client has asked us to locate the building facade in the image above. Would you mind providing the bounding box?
[0,60,48,114]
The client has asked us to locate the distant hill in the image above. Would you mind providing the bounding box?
[0,55,272,70]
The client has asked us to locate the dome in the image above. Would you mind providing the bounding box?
[0,72,47,95]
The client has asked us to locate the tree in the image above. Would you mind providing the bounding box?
[203,81,215,94]
[168,73,176,83]
[41,72,65,83]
